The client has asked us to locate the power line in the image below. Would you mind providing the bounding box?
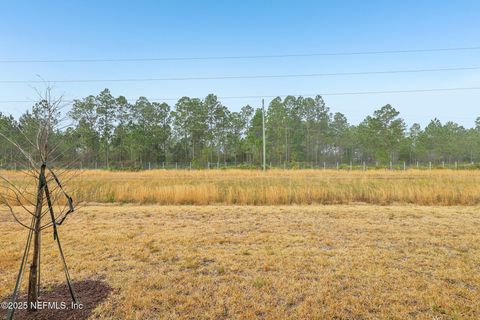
[1,66,480,84]
[1,86,480,104]
[1,46,480,63]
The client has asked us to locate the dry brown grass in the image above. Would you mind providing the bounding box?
[3,169,480,205]
[1,205,479,319]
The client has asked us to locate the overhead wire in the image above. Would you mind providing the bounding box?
[1,45,479,63]
[1,65,480,84]
[1,86,480,104]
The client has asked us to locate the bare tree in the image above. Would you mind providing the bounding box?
[0,86,79,319]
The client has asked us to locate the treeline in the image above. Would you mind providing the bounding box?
[1,88,480,169]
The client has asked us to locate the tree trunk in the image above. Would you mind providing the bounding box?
[105,140,109,168]
[28,164,45,311]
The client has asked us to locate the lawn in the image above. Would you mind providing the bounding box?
[1,205,479,319]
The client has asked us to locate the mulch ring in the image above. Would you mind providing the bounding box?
[0,279,112,320]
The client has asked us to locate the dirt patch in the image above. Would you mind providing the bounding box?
[0,279,112,320]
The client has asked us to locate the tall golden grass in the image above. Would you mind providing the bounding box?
[2,169,480,205]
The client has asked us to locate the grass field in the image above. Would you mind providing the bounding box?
[1,170,479,319]
[0,204,479,319]
[2,169,480,205]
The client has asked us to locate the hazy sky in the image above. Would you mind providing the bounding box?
[1,0,480,127]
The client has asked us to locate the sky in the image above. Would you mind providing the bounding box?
[1,0,480,127]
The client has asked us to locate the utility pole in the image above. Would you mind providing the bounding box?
[262,99,266,171]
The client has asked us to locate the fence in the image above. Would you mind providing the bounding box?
[1,160,479,171]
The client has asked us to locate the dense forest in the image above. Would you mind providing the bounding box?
[1,88,479,169]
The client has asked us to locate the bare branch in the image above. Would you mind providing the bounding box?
[0,195,35,231]
[0,132,37,168]
[0,176,36,206]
